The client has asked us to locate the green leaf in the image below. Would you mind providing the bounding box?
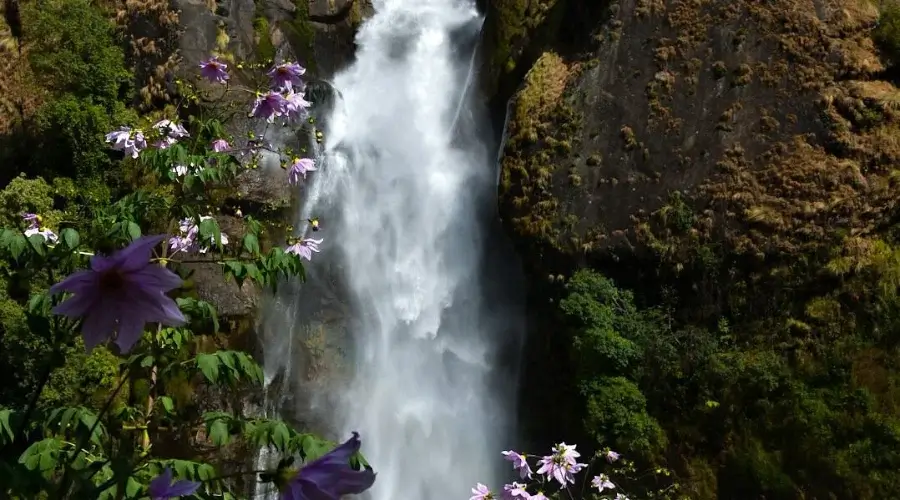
[61,228,80,249]
[159,396,175,414]
[197,353,220,383]
[243,233,260,255]
[198,217,222,248]
[208,418,230,446]
[7,233,27,260]
[126,221,142,241]
[0,408,16,443]
[27,233,46,256]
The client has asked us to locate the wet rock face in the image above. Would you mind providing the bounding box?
[494,0,889,276]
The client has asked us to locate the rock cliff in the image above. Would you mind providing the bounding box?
[487,0,900,497]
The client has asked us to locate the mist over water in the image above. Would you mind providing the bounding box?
[309,0,524,498]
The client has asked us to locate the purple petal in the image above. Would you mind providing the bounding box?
[49,270,98,295]
[52,291,99,318]
[165,479,201,497]
[111,235,167,273]
[80,309,118,352]
[148,468,174,497]
[113,311,146,354]
[128,265,183,293]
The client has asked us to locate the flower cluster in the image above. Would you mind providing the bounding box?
[168,216,229,255]
[22,212,57,243]
[472,445,627,500]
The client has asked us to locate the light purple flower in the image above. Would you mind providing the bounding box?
[199,56,229,84]
[530,492,548,500]
[288,157,316,185]
[168,217,227,254]
[251,91,289,122]
[614,494,630,500]
[49,235,186,353]
[22,213,40,230]
[470,483,494,500]
[286,238,322,261]
[592,474,615,493]
[502,451,533,479]
[278,432,375,500]
[501,482,530,500]
[605,450,620,463]
[25,227,58,243]
[148,467,200,499]
[154,136,177,150]
[267,62,306,91]
[153,119,189,140]
[104,127,132,148]
[285,90,312,121]
[211,138,230,152]
[105,127,147,159]
[536,443,586,487]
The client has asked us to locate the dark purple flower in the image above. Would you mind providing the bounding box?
[251,91,288,122]
[199,56,229,84]
[49,235,186,353]
[148,467,200,499]
[267,62,306,91]
[278,432,375,500]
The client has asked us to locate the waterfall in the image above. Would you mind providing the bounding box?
[309,0,522,497]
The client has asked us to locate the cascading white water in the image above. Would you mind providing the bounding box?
[310,0,515,497]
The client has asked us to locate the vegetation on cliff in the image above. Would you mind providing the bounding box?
[500,0,900,498]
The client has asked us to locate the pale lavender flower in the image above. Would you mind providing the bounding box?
[470,483,494,500]
[502,451,533,479]
[605,450,620,463]
[123,130,147,159]
[277,432,375,500]
[25,227,58,243]
[501,482,530,500]
[286,238,322,261]
[287,157,316,185]
[536,443,586,487]
[267,62,306,91]
[199,56,229,84]
[168,216,227,254]
[555,443,581,463]
[148,467,200,499]
[211,138,230,152]
[530,492,548,500]
[614,494,630,500]
[105,127,132,148]
[284,90,312,121]
[49,235,186,353]
[105,127,147,158]
[154,136,177,150]
[592,474,615,493]
[153,119,190,140]
[251,91,288,122]
[22,213,39,230]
